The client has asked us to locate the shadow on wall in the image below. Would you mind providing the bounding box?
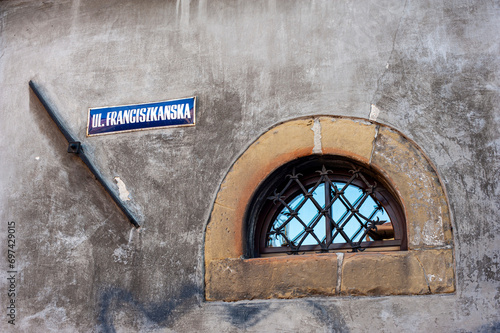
[97,284,200,333]
[97,283,350,332]
[97,284,272,332]
[476,322,500,332]
[224,303,272,328]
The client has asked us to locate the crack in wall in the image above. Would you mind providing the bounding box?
[213,201,236,211]
[369,125,380,165]
[336,253,344,294]
[370,0,409,107]
[415,255,432,294]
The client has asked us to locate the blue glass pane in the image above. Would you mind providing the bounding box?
[267,182,393,247]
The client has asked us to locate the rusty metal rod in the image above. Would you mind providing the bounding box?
[29,80,141,228]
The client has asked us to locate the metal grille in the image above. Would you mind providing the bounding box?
[266,165,393,253]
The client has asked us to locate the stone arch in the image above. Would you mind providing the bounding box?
[205,116,454,301]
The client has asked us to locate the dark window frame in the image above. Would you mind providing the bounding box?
[245,155,407,257]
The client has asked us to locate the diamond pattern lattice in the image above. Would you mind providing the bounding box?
[267,166,391,253]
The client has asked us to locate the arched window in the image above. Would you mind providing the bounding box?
[205,117,454,301]
[247,156,406,257]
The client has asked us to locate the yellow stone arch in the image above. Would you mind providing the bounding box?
[205,116,454,301]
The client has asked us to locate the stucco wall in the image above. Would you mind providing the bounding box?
[0,0,499,332]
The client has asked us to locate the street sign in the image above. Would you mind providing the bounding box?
[87,97,196,136]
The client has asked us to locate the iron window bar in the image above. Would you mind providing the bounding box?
[264,164,398,254]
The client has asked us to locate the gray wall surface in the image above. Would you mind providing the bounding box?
[1,0,499,332]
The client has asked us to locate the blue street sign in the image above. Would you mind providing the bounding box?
[87,97,196,136]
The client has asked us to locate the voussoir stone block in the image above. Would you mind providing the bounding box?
[370,126,453,249]
[320,117,376,162]
[205,118,316,266]
[215,118,315,210]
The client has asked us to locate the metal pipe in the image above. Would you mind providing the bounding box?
[29,80,141,228]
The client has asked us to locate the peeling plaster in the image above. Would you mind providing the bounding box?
[311,118,322,154]
[128,227,135,243]
[423,215,445,246]
[114,176,131,201]
[112,228,137,264]
[112,244,132,264]
[369,104,381,121]
[427,274,443,282]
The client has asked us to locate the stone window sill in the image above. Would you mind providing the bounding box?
[205,249,454,301]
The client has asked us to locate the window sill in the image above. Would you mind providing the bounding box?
[205,249,454,301]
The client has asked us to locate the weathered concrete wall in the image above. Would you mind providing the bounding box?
[0,0,499,332]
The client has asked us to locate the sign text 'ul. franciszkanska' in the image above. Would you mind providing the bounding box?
[87,97,196,136]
